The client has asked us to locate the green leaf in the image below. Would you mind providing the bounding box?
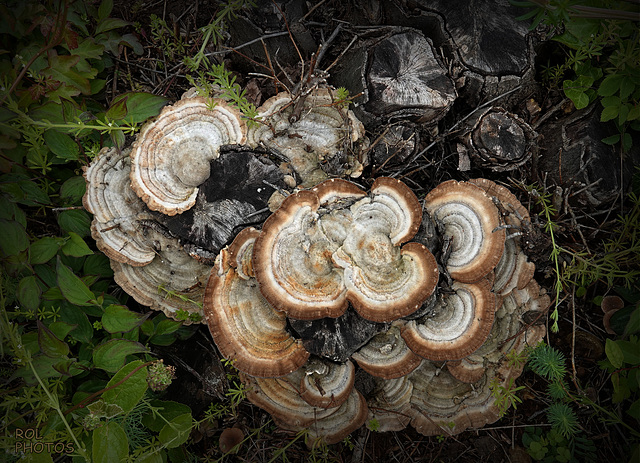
[93,339,148,372]
[61,232,93,257]
[605,338,624,369]
[154,318,182,336]
[56,256,96,306]
[159,413,192,448]
[43,130,79,161]
[71,37,105,60]
[0,218,29,257]
[102,360,148,413]
[87,399,123,419]
[30,236,62,264]
[84,253,114,277]
[17,276,41,311]
[601,106,619,123]
[622,132,633,152]
[59,176,86,206]
[628,105,640,121]
[620,78,635,100]
[92,421,129,463]
[58,302,93,343]
[58,209,91,237]
[111,92,168,124]
[37,320,69,358]
[95,17,131,34]
[42,52,93,96]
[563,76,593,110]
[601,134,620,146]
[98,0,114,23]
[106,96,128,121]
[598,74,624,97]
[102,305,149,334]
[142,400,191,432]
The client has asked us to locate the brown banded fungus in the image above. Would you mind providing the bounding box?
[253,177,439,322]
[402,279,496,361]
[83,147,158,266]
[203,228,309,377]
[111,234,210,324]
[424,180,506,283]
[130,95,247,216]
[246,89,366,187]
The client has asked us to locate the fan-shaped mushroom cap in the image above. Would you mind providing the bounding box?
[424,180,506,282]
[367,375,414,432]
[204,228,309,377]
[352,325,422,379]
[299,358,355,408]
[130,96,247,216]
[254,177,438,322]
[247,89,365,187]
[111,234,209,323]
[402,278,496,361]
[243,371,368,445]
[408,361,499,436]
[253,189,350,320]
[83,147,157,266]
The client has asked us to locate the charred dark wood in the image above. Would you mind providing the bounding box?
[333,29,456,127]
[370,123,419,171]
[537,106,639,206]
[288,308,383,363]
[458,107,537,172]
[158,147,287,258]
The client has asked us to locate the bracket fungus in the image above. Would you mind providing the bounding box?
[83,84,548,443]
[252,177,439,322]
[130,95,247,216]
[83,147,158,266]
[424,179,506,283]
[203,227,309,377]
[246,88,366,187]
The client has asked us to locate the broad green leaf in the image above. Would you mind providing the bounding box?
[136,452,164,463]
[95,17,130,34]
[111,92,168,124]
[58,209,91,237]
[59,176,86,206]
[42,52,92,96]
[38,320,69,358]
[87,399,123,419]
[142,400,191,432]
[98,0,114,22]
[43,130,79,161]
[601,134,621,146]
[56,256,96,306]
[605,338,624,369]
[618,339,640,365]
[71,37,105,60]
[61,232,93,257]
[102,360,148,413]
[84,253,113,277]
[627,398,640,420]
[601,106,619,122]
[563,78,590,110]
[92,421,129,463]
[17,275,41,311]
[0,199,26,227]
[628,105,640,121]
[154,318,182,336]
[601,95,621,107]
[598,74,624,97]
[93,339,148,372]
[620,78,635,100]
[159,413,192,448]
[102,305,149,333]
[622,132,633,152]
[0,218,29,257]
[58,302,93,343]
[48,321,77,342]
[22,451,54,463]
[106,96,128,121]
[30,236,62,264]
[120,33,144,55]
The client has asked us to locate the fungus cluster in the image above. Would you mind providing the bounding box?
[83,88,547,444]
[203,177,547,442]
